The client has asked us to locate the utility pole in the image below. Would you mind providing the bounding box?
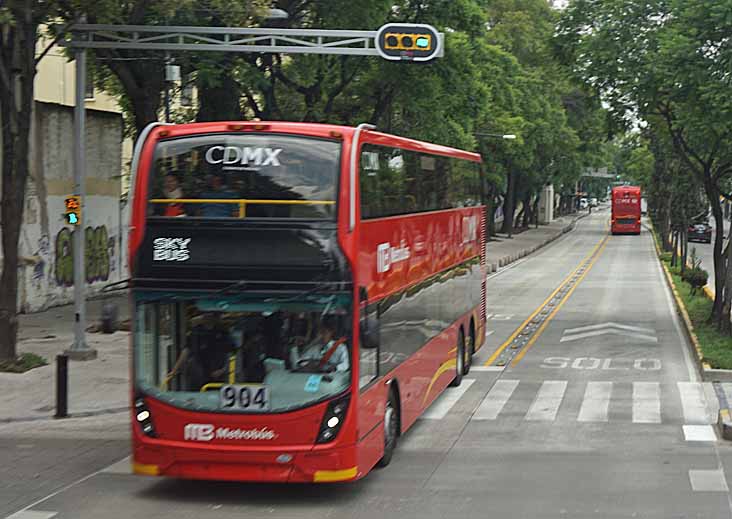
[65,45,97,361]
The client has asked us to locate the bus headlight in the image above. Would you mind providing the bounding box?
[135,396,157,438]
[317,395,350,444]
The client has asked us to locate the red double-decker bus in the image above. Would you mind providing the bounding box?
[128,121,487,482]
[611,185,641,235]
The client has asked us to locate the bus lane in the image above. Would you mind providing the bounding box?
[441,215,732,519]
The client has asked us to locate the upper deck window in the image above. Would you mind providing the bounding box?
[148,134,340,219]
[359,144,481,219]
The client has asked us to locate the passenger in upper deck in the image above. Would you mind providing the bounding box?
[199,173,238,217]
[158,172,187,217]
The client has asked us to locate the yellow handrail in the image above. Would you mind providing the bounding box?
[149,199,335,205]
[150,198,335,218]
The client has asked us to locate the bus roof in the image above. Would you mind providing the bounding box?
[612,185,641,194]
[147,121,482,163]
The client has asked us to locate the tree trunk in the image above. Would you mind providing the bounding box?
[500,169,516,236]
[196,62,243,122]
[681,229,687,275]
[0,14,37,361]
[671,231,678,267]
[103,56,164,138]
[720,234,732,335]
[485,185,497,239]
[703,176,727,328]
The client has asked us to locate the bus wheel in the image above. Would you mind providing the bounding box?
[450,329,465,387]
[464,322,475,375]
[377,389,399,468]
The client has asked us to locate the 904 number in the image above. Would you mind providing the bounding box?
[220,385,270,411]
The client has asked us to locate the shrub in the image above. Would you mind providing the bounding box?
[659,252,672,263]
[683,267,708,293]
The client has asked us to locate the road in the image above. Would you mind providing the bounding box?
[5,208,732,519]
[692,218,729,295]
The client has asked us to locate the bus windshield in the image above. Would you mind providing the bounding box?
[134,292,351,413]
[147,134,340,219]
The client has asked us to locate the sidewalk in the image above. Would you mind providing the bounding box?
[1,212,587,423]
[486,212,586,273]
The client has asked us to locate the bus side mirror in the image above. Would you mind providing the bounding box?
[360,313,380,350]
[359,287,379,350]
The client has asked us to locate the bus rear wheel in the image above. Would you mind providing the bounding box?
[463,322,475,376]
[376,389,399,468]
[450,329,465,387]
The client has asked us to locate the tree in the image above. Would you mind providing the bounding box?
[557,0,732,331]
[0,1,56,361]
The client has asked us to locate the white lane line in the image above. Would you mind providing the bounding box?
[564,322,655,334]
[632,382,661,424]
[683,425,717,442]
[560,329,658,343]
[678,382,716,424]
[6,512,58,519]
[486,257,531,280]
[473,380,519,420]
[654,246,697,382]
[4,455,129,519]
[689,469,729,492]
[524,380,567,422]
[422,379,475,419]
[101,455,132,474]
[470,366,505,372]
[577,381,612,423]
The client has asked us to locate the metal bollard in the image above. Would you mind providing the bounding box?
[55,354,69,419]
[101,302,119,334]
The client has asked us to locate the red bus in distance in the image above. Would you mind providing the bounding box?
[128,121,487,483]
[611,185,641,235]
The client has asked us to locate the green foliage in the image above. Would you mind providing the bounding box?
[659,251,673,263]
[682,267,709,292]
[0,352,48,373]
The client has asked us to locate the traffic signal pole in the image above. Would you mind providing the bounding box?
[67,47,96,361]
[59,22,443,362]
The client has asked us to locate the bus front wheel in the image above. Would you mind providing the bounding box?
[377,389,399,468]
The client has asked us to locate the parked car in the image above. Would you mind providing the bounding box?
[579,198,588,209]
[688,221,712,243]
[590,197,598,207]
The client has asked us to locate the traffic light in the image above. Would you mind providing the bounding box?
[64,195,81,225]
[375,23,442,62]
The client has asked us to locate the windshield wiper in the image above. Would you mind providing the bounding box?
[213,280,248,296]
[264,282,344,304]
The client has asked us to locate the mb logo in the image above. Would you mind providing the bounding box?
[184,423,214,441]
[377,243,391,273]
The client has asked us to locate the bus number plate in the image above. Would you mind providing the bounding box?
[220,385,270,411]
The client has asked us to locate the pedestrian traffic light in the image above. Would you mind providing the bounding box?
[64,195,81,225]
[375,23,442,62]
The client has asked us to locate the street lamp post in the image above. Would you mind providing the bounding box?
[475,132,516,140]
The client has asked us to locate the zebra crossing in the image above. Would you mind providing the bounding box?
[424,379,723,425]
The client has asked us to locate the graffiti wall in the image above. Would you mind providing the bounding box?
[8,102,127,313]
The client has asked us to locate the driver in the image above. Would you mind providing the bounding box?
[290,316,349,372]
